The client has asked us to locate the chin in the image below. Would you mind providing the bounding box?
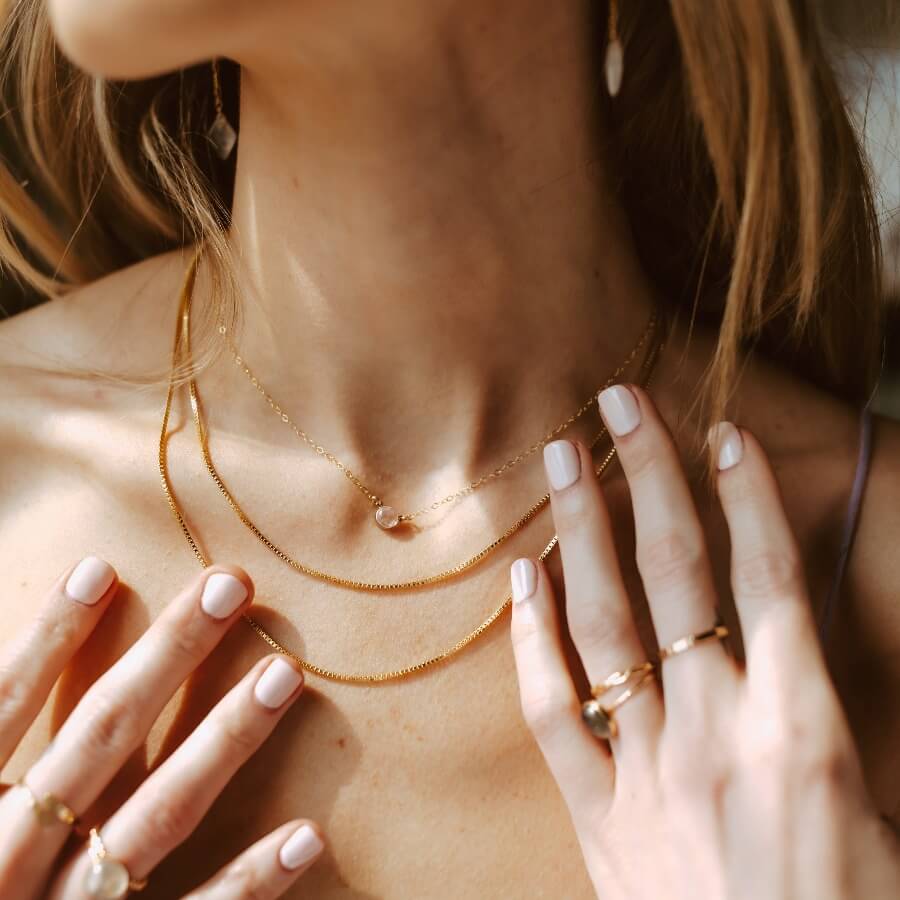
[45,0,257,79]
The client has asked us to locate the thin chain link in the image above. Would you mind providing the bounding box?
[193,288,658,589]
[219,311,657,521]
[158,249,666,683]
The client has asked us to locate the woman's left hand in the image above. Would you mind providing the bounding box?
[509,384,900,900]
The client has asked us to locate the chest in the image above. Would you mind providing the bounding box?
[1,403,896,896]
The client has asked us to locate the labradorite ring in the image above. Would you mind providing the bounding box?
[581,665,657,740]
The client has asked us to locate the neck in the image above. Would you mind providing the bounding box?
[209,1,660,482]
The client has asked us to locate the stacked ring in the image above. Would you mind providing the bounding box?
[580,626,731,741]
[581,662,656,740]
[658,624,729,661]
[16,777,77,828]
[85,827,148,899]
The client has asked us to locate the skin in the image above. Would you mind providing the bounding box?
[0,0,899,896]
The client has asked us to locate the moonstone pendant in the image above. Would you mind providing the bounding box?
[207,111,237,160]
[604,38,624,97]
[375,505,401,530]
[581,698,617,739]
[85,860,131,900]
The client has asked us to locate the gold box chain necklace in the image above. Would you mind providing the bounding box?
[220,290,658,532]
[185,256,661,590]
[158,251,666,683]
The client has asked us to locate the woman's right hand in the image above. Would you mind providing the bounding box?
[0,557,324,900]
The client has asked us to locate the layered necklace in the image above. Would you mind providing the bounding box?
[158,248,666,683]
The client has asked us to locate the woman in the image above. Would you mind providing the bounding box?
[0,0,898,897]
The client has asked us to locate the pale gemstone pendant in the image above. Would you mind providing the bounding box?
[375,505,400,530]
[207,112,237,160]
[604,38,624,97]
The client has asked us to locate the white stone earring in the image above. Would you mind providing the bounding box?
[604,0,624,97]
[207,58,237,160]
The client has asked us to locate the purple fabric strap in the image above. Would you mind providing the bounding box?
[819,405,874,641]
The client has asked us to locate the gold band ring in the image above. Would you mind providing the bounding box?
[658,624,730,661]
[590,660,654,698]
[85,828,148,899]
[16,777,77,828]
[582,667,656,740]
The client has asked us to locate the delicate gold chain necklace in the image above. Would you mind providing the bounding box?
[158,252,666,683]
[220,290,657,532]
[187,256,660,590]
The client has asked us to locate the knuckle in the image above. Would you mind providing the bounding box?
[34,607,81,651]
[0,665,29,721]
[621,438,661,482]
[76,690,143,758]
[742,712,850,788]
[732,549,803,598]
[520,693,580,744]
[636,530,706,588]
[141,791,200,849]
[219,858,268,900]
[661,738,733,803]
[553,486,599,533]
[157,616,209,663]
[569,607,633,658]
[208,711,264,759]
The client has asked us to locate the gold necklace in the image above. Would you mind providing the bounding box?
[187,276,660,590]
[159,254,667,683]
[219,287,658,532]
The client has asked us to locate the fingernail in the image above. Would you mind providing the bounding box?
[279,824,324,870]
[200,572,248,619]
[709,421,744,470]
[543,439,581,491]
[65,556,116,606]
[511,558,537,604]
[597,385,641,437]
[255,657,303,709]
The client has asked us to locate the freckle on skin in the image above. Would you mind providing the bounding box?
[337,737,346,749]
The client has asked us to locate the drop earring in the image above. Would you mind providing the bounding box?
[207,58,237,160]
[604,0,624,97]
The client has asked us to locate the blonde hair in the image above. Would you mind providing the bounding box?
[0,0,885,455]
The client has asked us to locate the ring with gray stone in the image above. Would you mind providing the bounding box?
[581,664,657,740]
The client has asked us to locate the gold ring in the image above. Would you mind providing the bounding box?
[85,827,148,899]
[658,624,730,661]
[589,660,654,698]
[16,777,77,828]
[581,667,656,740]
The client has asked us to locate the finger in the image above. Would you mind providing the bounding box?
[25,565,254,818]
[184,820,324,900]
[59,655,305,891]
[714,423,867,806]
[710,423,835,691]
[0,556,117,768]
[541,438,663,758]
[597,385,735,700]
[510,557,614,818]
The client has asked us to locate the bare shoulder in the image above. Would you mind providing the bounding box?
[0,248,189,565]
[0,247,188,378]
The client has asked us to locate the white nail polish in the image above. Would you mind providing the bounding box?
[255,658,303,709]
[710,422,743,470]
[200,572,248,619]
[511,558,537,604]
[597,385,641,436]
[65,557,116,606]
[543,440,581,491]
[279,824,324,870]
